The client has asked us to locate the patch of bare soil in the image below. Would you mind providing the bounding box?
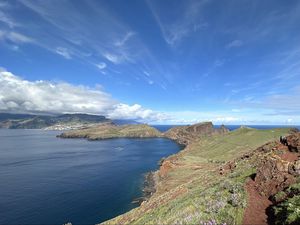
[277,144,299,162]
[243,178,272,225]
[280,150,299,162]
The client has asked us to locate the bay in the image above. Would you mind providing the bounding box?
[0,129,182,225]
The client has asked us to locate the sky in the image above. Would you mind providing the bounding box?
[0,0,300,125]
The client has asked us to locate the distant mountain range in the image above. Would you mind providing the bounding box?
[0,113,138,130]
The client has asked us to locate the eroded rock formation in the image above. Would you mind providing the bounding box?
[254,132,300,197]
[255,155,297,197]
[164,122,229,145]
[286,132,300,152]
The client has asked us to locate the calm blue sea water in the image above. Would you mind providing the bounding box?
[0,129,182,225]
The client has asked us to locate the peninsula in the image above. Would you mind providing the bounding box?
[57,123,162,140]
[58,122,300,224]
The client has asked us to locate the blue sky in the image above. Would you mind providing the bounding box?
[0,0,300,124]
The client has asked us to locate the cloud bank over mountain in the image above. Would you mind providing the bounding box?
[1,68,299,125]
[0,69,167,122]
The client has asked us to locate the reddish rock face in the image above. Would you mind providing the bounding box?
[289,160,300,175]
[286,132,300,152]
[185,122,214,134]
[255,155,297,197]
[164,122,229,145]
[251,133,300,197]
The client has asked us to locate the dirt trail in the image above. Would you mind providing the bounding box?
[242,179,272,225]
[242,144,298,225]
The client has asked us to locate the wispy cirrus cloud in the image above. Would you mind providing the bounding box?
[114,31,135,47]
[257,86,300,112]
[11,0,166,85]
[147,0,208,45]
[0,1,20,28]
[1,0,176,90]
[95,62,107,70]
[0,30,33,43]
[0,10,18,28]
[13,0,133,63]
[103,52,126,64]
[55,47,72,59]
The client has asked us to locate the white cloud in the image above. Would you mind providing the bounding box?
[226,39,243,49]
[103,52,122,64]
[0,30,33,43]
[9,32,33,43]
[147,0,208,45]
[0,69,166,122]
[0,70,113,114]
[108,103,169,122]
[96,62,107,70]
[213,117,241,123]
[114,31,135,47]
[0,10,18,28]
[236,86,300,113]
[2,0,172,88]
[1,69,299,125]
[55,47,72,59]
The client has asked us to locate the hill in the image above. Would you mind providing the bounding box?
[58,123,162,140]
[100,126,300,225]
[0,113,110,130]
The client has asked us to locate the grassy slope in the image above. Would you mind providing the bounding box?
[59,124,162,140]
[102,127,291,225]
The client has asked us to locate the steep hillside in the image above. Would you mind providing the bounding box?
[0,113,110,129]
[164,122,229,145]
[101,127,297,225]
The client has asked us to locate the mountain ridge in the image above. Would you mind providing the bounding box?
[0,113,136,130]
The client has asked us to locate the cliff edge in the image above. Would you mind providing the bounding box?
[101,126,299,225]
[164,122,229,145]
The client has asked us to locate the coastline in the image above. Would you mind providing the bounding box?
[101,126,297,224]
[53,122,300,224]
[141,141,186,203]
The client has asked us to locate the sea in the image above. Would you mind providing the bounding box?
[0,129,182,225]
[1,124,299,225]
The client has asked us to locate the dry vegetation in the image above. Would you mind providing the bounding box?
[58,123,162,140]
[101,127,292,225]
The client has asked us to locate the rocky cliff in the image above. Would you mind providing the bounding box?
[164,122,229,145]
[58,122,300,225]
[58,121,229,143]
[101,126,299,225]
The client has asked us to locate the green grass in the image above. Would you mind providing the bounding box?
[60,124,162,140]
[186,127,290,162]
[273,195,300,225]
[101,127,291,225]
